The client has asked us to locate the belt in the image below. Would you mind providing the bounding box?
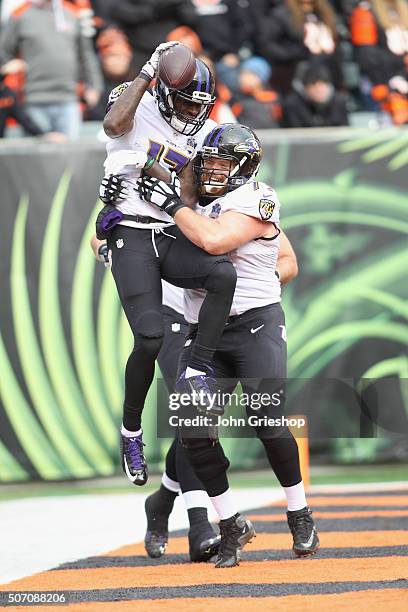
[226,303,280,325]
[122,213,170,225]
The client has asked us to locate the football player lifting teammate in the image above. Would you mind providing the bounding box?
[138,123,320,568]
[99,43,238,488]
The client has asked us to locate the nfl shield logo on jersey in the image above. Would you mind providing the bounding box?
[259,198,275,220]
[210,203,221,218]
[116,238,124,248]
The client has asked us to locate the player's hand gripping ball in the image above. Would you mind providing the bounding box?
[141,41,178,80]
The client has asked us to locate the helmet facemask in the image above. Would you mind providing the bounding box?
[194,145,261,204]
[155,60,215,136]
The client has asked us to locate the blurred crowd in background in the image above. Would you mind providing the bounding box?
[0,0,407,139]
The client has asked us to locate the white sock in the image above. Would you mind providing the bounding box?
[183,490,209,510]
[185,366,206,379]
[121,425,142,438]
[161,472,180,494]
[210,489,237,520]
[284,481,307,511]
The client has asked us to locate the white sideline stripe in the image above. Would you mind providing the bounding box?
[0,488,282,585]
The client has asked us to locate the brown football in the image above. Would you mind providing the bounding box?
[158,43,196,90]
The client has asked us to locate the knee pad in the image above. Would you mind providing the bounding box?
[125,306,164,339]
[128,310,164,360]
[134,334,163,360]
[205,260,237,293]
[136,309,164,337]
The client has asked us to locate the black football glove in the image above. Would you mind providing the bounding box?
[137,172,186,217]
[99,174,128,204]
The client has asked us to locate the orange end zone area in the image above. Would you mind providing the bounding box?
[247,510,408,520]
[2,556,408,592]
[273,495,408,507]
[19,589,408,612]
[100,530,408,557]
[2,487,407,609]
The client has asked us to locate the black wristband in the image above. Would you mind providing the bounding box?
[138,71,152,83]
[167,199,187,217]
[275,269,280,280]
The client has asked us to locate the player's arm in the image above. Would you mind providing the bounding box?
[103,77,150,137]
[138,175,278,253]
[277,230,298,285]
[103,41,177,137]
[173,208,275,254]
[178,160,200,209]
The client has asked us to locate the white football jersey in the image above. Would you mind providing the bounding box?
[184,180,281,323]
[104,85,217,229]
[162,281,185,316]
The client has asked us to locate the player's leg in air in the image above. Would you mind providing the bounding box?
[144,286,220,561]
[105,222,236,488]
[98,42,237,487]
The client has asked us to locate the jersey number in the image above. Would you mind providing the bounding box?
[148,140,190,173]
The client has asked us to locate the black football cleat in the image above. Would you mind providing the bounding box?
[287,506,320,557]
[188,525,221,562]
[215,513,255,568]
[144,494,169,558]
[120,432,148,486]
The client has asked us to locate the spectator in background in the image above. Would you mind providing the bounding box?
[85,26,132,121]
[283,62,349,127]
[112,0,198,74]
[192,0,257,90]
[229,56,282,129]
[0,0,103,139]
[166,24,203,57]
[0,62,43,137]
[255,0,342,94]
[351,0,408,124]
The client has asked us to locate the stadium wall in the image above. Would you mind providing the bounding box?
[0,128,407,482]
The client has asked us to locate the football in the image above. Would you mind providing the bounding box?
[158,43,196,90]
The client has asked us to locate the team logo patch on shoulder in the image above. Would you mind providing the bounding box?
[106,82,131,113]
[259,198,275,220]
